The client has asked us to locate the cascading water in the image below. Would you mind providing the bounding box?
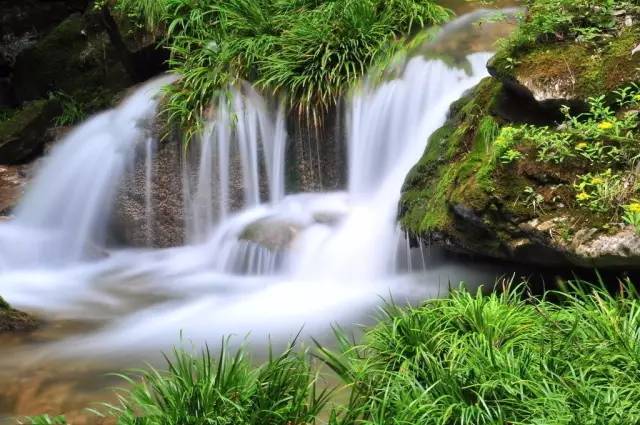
[0,76,176,269]
[0,10,514,355]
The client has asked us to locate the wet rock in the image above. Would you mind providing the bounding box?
[0,164,29,214]
[113,136,186,248]
[240,219,302,251]
[12,12,132,105]
[0,296,38,333]
[0,99,61,164]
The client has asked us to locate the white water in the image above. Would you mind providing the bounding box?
[0,16,501,356]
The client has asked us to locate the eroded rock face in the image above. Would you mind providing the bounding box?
[113,137,186,248]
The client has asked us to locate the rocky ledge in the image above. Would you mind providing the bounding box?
[400,4,640,269]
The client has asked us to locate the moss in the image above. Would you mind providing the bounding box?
[490,25,640,100]
[0,98,61,163]
[12,12,132,105]
[400,77,504,234]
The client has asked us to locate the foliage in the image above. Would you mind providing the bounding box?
[321,282,640,425]
[19,415,67,425]
[622,202,640,234]
[51,92,87,127]
[497,0,640,54]
[113,0,453,137]
[93,339,330,425]
[573,169,628,213]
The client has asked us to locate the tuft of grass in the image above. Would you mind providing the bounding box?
[93,338,331,425]
[320,281,640,425]
[114,0,453,138]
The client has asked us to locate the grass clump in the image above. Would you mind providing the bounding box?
[91,339,330,425]
[112,0,453,137]
[321,282,640,425]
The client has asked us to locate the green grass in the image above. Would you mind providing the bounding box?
[24,281,640,425]
[111,0,453,138]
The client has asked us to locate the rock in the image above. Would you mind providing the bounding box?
[572,228,640,268]
[112,136,186,248]
[12,12,132,105]
[239,219,302,251]
[0,296,38,333]
[0,99,61,164]
[286,106,347,193]
[488,26,640,103]
[399,73,640,270]
[0,164,29,214]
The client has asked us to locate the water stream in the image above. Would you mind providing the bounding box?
[0,8,520,423]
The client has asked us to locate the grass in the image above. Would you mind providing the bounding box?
[24,280,640,425]
[111,0,453,138]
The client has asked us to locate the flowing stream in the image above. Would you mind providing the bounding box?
[0,8,521,423]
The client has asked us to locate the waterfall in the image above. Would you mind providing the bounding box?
[0,75,175,269]
[0,9,508,353]
[183,85,287,243]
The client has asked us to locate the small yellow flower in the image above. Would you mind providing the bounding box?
[576,192,591,201]
[598,121,614,130]
[634,94,640,101]
[590,177,604,185]
[575,142,588,150]
[627,202,640,214]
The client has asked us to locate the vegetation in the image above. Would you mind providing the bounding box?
[24,281,640,424]
[111,0,453,138]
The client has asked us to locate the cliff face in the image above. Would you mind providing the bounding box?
[400,2,640,269]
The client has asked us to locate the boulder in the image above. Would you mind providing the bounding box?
[0,296,38,333]
[400,76,640,270]
[239,219,302,251]
[11,12,132,105]
[0,99,61,164]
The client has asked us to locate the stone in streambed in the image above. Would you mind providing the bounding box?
[0,296,38,333]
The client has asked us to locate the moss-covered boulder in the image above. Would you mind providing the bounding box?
[400,78,640,268]
[0,99,61,164]
[0,296,38,333]
[488,2,640,102]
[400,1,640,269]
[11,12,132,105]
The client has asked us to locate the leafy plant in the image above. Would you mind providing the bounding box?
[573,169,626,213]
[96,338,330,425]
[622,202,640,234]
[51,92,87,127]
[114,0,453,138]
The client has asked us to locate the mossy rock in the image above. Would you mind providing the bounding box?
[0,296,38,333]
[489,26,640,102]
[400,76,640,269]
[0,98,61,164]
[12,12,132,104]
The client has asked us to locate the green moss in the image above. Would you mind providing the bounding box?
[490,19,640,100]
[12,12,132,105]
[400,78,504,234]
